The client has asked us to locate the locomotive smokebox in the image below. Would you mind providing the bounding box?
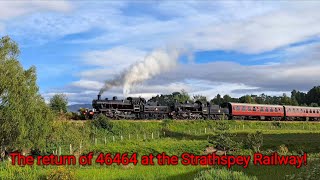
[97,94,101,100]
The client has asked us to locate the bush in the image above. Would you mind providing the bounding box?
[2,163,44,180]
[209,132,240,152]
[194,168,257,180]
[65,112,80,120]
[216,121,230,132]
[245,131,263,152]
[278,144,289,155]
[46,166,75,180]
[92,114,113,131]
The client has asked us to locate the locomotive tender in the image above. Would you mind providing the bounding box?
[91,95,320,121]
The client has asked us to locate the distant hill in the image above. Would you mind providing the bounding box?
[67,104,92,112]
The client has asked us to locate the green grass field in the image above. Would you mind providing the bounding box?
[1,120,320,179]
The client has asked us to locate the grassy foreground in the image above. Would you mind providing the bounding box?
[1,120,320,179]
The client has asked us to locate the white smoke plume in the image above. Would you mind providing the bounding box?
[98,47,182,97]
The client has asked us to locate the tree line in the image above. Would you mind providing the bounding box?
[148,88,320,107]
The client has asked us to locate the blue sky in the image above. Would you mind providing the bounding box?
[1,1,320,104]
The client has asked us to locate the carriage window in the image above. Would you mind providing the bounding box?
[242,106,246,111]
[233,107,236,110]
[236,106,240,111]
[270,108,273,112]
[275,108,278,112]
[260,107,264,112]
[248,107,252,111]
[288,108,291,112]
[253,107,256,111]
[265,107,269,112]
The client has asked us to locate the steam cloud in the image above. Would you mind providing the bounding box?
[99,47,181,97]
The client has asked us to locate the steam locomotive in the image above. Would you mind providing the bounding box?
[91,95,229,120]
[91,95,320,121]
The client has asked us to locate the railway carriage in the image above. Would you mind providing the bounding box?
[225,103,284,120]
[284,105,320,121]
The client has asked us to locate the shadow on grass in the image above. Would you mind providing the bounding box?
[234,133,320,153]
[163,129,320,153]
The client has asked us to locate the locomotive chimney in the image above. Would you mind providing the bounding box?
[97,94,101,100]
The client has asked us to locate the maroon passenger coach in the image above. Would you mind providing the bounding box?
[227,103,284,120]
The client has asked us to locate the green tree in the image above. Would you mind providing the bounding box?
[209,121,240,153]
[239,95,255,103]
[245,131,263,152]
[222,94,232,103]
[49,94,68,113]
[0,36,53,151]
[280,93,292,105]
[193,94,207,104]
[306,86,320,105]
[210,94,222,105]
[174,89,191,103]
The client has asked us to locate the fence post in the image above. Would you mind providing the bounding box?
[95,138,97,145]
[152,132,154,139]
[59,146,61,155]
[80,143,82,155]
[129,134,131,140]
[158,132,160,138]
[113,136,115,142]
[205,128,206,134]
[163,131,165,137]
[69,144,72,154]
[242,125,244,130]
[137,134,139,140]
[121,135,123,141]
[104,137,107,145]
[144,133,146,139]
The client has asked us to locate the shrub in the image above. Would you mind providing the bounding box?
[278,144,289,155]
[209,132,240,152]
[215,121,230,132]
[92,114,113,131]
[245,131,263,152]
[46,166,75,180]
[2,163,42,180]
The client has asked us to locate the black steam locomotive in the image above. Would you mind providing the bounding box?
[91,95,229,120]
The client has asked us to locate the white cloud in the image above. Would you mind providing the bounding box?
[70,80,104,90]
[83,46,147,67]
[0,1,72,20]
